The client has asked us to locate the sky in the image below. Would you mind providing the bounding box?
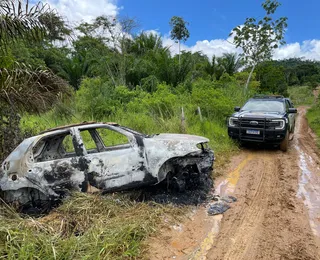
[44,0,320,60]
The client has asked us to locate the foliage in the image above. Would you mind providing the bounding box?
[307,101,320,148]
[169,16,190,64]
[231,0,288,88]
[0,0,61,46]
[169,16,190,44]
[0,63,70,113]
[288,86,314,106]
[218,53,243,76]
[274,59,320,87]
[255,61,288,95]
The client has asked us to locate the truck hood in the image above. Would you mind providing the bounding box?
[233,111,285,119]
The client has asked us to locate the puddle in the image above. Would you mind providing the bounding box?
[296,145,320,237]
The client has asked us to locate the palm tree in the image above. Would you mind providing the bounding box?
[0,0,69,113]
[0,63,69,112]
[218,53,242,76]
[0,0,56,45]
[205,55,224,80]
[130,32,164,56]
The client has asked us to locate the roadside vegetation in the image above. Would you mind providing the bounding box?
[0,193,186,259]
[306,94,320,147]
[1,0,320,259]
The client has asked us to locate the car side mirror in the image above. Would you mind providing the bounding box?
[234,106,241,112]
[288,108,297,114]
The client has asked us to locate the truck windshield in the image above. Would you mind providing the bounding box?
[241,100,285,113]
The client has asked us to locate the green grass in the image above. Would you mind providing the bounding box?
[20,109,238,156]
[288,86,315,106]
[306,104,320,148]
[0,193,186,259]
[288,86,320,147]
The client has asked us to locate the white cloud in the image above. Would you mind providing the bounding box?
[273,40,320,60]
[45,0,119,25]
[163,35,320,61]
[163,36,240,59]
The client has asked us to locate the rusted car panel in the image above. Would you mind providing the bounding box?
[0,123,214,206]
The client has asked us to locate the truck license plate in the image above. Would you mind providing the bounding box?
[246,129,260,135]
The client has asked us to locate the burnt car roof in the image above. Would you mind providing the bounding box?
[39,122,119,134]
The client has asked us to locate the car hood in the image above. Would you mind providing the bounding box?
[151,133,209,143]
[143,133,211,182]
[232,111,285,119]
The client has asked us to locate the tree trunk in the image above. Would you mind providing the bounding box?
[245,65,255,90]
[178,40,181,67]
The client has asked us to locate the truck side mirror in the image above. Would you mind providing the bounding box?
[288,108,297,114]
[234,106,241,112]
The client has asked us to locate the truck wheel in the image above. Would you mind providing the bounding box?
[280,131,289,152]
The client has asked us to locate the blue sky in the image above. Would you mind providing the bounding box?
[118,0,318,45]
[45,0,320,60]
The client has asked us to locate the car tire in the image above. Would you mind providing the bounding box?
[280,131,289,152]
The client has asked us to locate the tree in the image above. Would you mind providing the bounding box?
[39,12,72,42]
[231,0,288,90]
[0,0,58,46]
[169,16,190,66]
[218,53,242,76]
[0,0,69,111]
[255,61,287,95]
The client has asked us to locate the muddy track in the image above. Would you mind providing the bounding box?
[207,108,320,260]
[148,107,320,260]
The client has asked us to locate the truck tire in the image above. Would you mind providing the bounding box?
[280,131,289,152]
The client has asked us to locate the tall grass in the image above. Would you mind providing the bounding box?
[0,193,186,259]
[288,86,314,106]
[306,103,320,148]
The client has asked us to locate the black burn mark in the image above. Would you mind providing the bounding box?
[88,171,99,188]
[131,161,146,172]
[135,135,145,157]
[143,172,158,183]
[70,157,90,192]
[72,135,85,156]
[44,161,73,184]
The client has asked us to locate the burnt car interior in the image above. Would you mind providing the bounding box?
[79,128,130,154]
[33,127,130,163]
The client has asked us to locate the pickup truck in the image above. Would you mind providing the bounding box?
[227,95,297,151]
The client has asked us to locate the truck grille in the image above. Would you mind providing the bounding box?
[240,119,266,129]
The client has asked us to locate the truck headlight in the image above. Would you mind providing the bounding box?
[271,119,285,130]
[228,117,238,127]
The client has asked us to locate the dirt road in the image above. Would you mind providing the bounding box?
[148,107,320,260]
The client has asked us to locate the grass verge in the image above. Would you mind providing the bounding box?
[288,86,315,106]
[306,104,320,148]
[0,193,186,259]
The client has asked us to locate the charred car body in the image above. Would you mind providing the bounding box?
[0,122,214,207]
[228,95,297,151]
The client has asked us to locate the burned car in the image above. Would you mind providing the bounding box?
[0,122,214,208]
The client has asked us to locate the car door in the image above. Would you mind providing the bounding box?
[79,126,147,191]
[286,99,295,132]
[31,128,88,196]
